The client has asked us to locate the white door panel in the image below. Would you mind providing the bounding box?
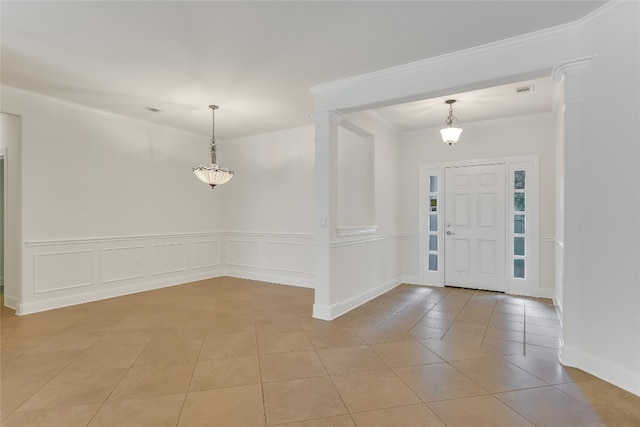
[445,164,506,292]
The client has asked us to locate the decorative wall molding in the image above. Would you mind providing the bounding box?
[34,250,93,294]
[336,225,379,237]
[331,233,404,248]
[20,230,316,315]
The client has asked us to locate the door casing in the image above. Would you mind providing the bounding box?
[419,156,539,296]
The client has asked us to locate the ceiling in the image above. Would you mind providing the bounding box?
[1,1,605,140]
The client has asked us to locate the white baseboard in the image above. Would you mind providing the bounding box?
[224,269,314,289]
[401,275,422,285]
[16,270,224,315]
[4,294,18,310]
[534,288,555,299]
[312,276,402,321]
[560,342,640,397]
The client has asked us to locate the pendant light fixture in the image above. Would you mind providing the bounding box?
[439,99,463,145]
[193,105,234,189]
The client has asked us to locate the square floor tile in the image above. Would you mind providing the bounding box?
[307,328,366,349]
[555,379,640,425]
[263,377,347,425]
[260,351,327,382]
[258,331,314,354]
[428,394,534,427]
[109,362,195,400]
[418,338,493,361]
[2,404,100,427]
[317,346,386,375]
[190,356,260,391]
[178,384,265,426]
[64,344,145,372]
[331,369,420,413]
[451,357,546,393]
[133,339,202,367]
[369,340,443,367]
[89,394,185,427]
[17,368,127,412]
[503,355,595,385]
[495,386,604,426]
[199,333,257,360]
[394,363,488,402]
[351,404,445,427]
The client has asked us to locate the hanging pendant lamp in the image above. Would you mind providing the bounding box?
[193,105,234,189]
[439,99,463,145]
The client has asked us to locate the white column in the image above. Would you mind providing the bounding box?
[310,110,344,320]
[551,56,596,366]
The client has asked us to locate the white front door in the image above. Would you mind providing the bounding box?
[444,164,506,292]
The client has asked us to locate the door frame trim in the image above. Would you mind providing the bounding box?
[419,155,539,296]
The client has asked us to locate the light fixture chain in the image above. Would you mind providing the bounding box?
[210,105,217,164]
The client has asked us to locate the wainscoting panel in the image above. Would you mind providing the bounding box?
[265,241,305,273]
[22,233,225,315]
[192,240,221,269]
[152,243,188,275]
[21,232,315,315]
[35,250,93,293]
[227,240,262,268]
[223,233,315,288]
[101,246,146,284]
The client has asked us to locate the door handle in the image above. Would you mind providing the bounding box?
[446,231,455,235]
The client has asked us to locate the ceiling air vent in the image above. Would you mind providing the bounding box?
[516,85,534,94]
[144,106,162,113]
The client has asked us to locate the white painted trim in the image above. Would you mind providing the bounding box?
[34,250,94,294]
[534,288,555,299]
[25,231,315,247]
[331,233,403,248]
[17,270,224,315]
[224,269,314,289]
[419,156,540,294]
[311,18,582,97]
[312,277,402,320]
[336,225,378,237]
[401,275,422,285]
[4,295,18,310]
[151,243,188,275]
[560,343,640,397]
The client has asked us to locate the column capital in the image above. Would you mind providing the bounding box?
[551,55,598,83]
[308,110,345,126]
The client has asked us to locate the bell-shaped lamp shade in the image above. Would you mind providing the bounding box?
[440,127,463,145]
[193,164,234,189]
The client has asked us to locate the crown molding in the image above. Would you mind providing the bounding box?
[310,1,622,100]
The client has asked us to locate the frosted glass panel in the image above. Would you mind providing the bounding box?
[514,170,526,189]
[514,237,525,256]
[514,215,525,234]
[430,176,438,193]
[429,254,438,271]
[514,259,525,278]
[429,215,438,231]
[429,235,438,251]
[514,193,525,212]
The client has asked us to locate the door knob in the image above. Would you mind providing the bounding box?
[446,231,455,235]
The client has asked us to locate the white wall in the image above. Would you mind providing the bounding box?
[0,112,22,308]
[400,114,557,295]
[337,126,374,227]
[215,126,316,287]
[1,86,227,314]
[559,1,640,395]
[318,111,403,319]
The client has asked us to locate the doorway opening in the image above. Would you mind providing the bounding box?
[420,156,539,296]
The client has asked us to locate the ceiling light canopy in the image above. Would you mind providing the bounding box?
[439,99,463,145]
[193,105,234,189]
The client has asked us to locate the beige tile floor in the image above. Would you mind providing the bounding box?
[2,277,639,426]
